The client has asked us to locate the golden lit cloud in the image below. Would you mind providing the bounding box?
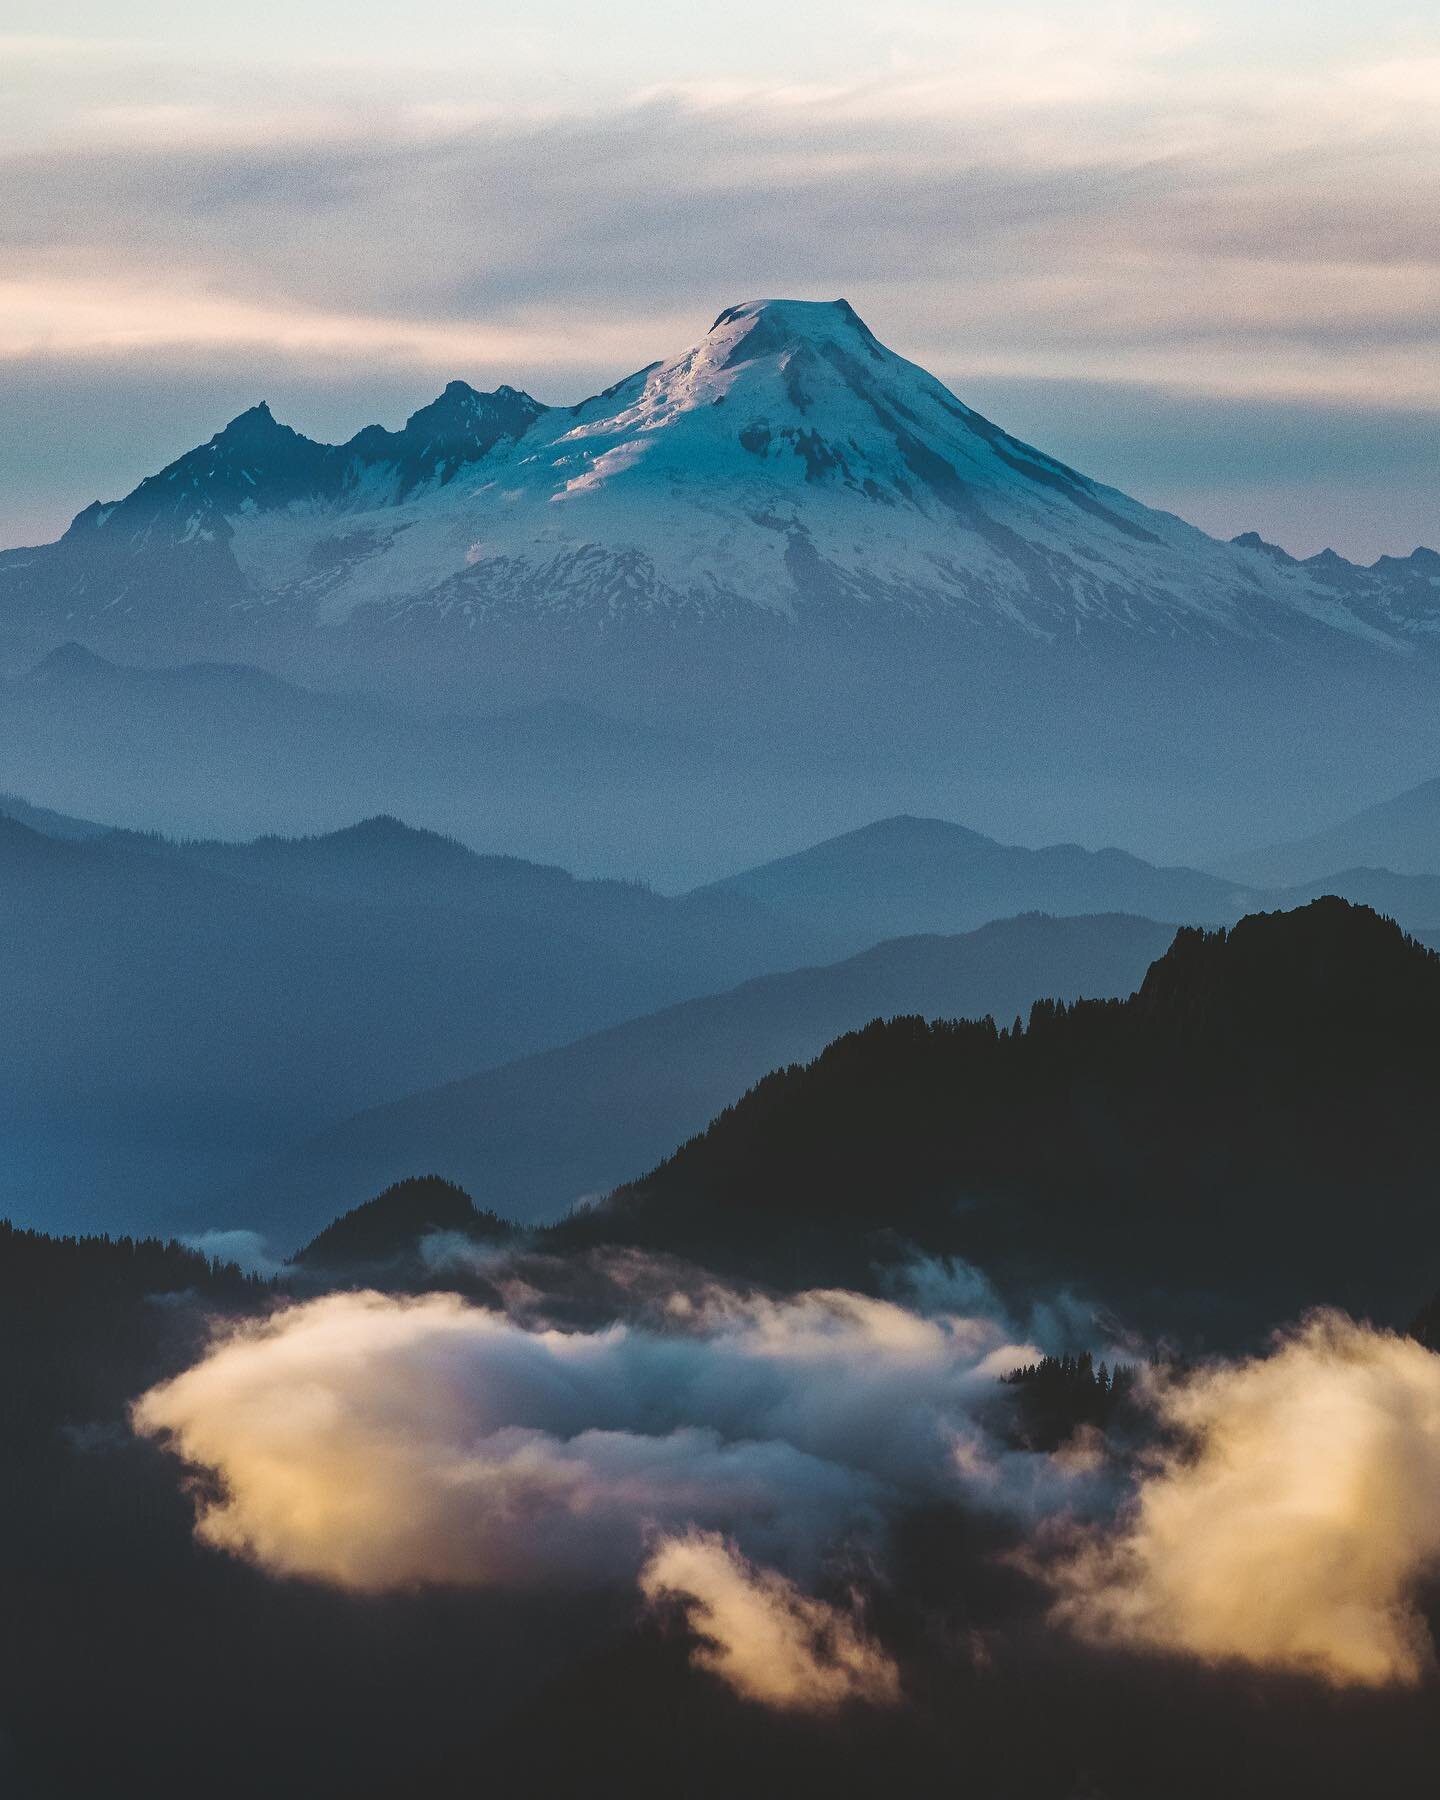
[639,1532,902,1711]
[131,1280,1038,1593]
[1050,1313,1440,1688]
[130,1281,1440,1693]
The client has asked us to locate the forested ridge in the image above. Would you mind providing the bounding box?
[561,901,1440,1333]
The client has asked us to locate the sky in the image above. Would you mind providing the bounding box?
[1,1,1436,560]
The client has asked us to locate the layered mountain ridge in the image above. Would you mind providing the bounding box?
[567,897,1440,1333]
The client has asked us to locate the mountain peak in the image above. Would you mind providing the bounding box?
[28,641,116,682]
[430,377,532,404]
[708,295,872,337]
[702,296,889,374]
[554,294,974,510]
[355,381,550,495]
[339,812,437,843]
[1138,897,1440,1029]
[403,379,544,430]
[826,814,996,851]
[417,379,489,418]
[1232,530,1295,563]
[293,1175,510,1270]
[216,401,287,441]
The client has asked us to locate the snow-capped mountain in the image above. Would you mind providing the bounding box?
[3,298,1437,668]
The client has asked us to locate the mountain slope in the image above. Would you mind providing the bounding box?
[1218,774,1440,886]
[0,813,831,1236]
[243,911,1178,1244]
[559,900,1440,1338]
[702,814,1440,943]
[0,790,108,841]
[0,644,734,879]
[701,814,1251,945]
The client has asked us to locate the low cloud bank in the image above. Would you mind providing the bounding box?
[132,1280,1041,1594]
[133,1283,1440,1702]
[1050,1312,1440,1688]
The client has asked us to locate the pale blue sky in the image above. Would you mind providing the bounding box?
[2,2,1437,556]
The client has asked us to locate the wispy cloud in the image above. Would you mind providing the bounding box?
[3,13,1437,399]
[0,274,665,369]
[640,1532,902,1711]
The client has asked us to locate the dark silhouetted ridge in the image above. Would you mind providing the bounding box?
[293,1176,512,1269]
[557,900,1440,1336]
[1134,895,1440,1031]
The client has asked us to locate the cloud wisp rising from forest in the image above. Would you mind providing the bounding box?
[639,1531,901,1711]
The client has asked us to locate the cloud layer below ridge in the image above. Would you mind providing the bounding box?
[133,1273,1440,1706]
